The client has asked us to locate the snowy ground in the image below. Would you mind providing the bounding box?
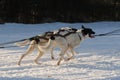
[0,22,120,80]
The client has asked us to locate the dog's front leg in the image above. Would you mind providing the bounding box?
[67,47,75,60]
[57,49,67,65]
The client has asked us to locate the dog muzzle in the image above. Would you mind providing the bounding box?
[89,34,95,38]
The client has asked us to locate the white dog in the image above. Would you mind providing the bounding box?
[38,26,95,65]
[16,32,54,65]
[16,27,77,65]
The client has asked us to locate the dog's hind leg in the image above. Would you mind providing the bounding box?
[51,47,55,59]
[18,40,35,65]
[34,51,44,65]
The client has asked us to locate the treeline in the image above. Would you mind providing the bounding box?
[0,0,120,24]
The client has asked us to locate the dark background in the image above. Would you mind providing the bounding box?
[0,0,120,24]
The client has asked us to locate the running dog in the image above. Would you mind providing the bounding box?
[16,31,54,65]
[16,27,77,65]
[38,26,95,65]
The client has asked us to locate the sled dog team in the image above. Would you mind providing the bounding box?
[16,25,95,65]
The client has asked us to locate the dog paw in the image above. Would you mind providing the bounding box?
[17,62,21,66]
[18,64,21,66]
[36,62,41,65]
[35,62,41,65]
[51,56,55,60]
[57,62,60,66]
[34,60,41,65]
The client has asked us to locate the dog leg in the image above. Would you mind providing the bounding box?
[51,47,55,59]
[18,40,35,65]
[57,48,68,65]
[67,47,75,60]
[34,51,44,65]
[66,51,71,58]
[63,51,71,61]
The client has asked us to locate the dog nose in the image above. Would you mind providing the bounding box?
[93,32,95,34]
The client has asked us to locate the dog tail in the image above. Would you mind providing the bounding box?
[15,39,30,47]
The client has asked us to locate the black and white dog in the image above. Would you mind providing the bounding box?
[38,26,95,65]
[16,27,77,65]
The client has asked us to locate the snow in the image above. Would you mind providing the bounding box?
[0,22,120,80]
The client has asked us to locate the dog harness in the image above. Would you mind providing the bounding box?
[51,28,81,40]
[29,28,80,44]
[29,31,53,44]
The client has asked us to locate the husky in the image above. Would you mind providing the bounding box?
[16,27,77,65]
[38,26,95,65]
[16,31,54,65]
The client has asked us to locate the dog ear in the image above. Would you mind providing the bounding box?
[81,25,85,29]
